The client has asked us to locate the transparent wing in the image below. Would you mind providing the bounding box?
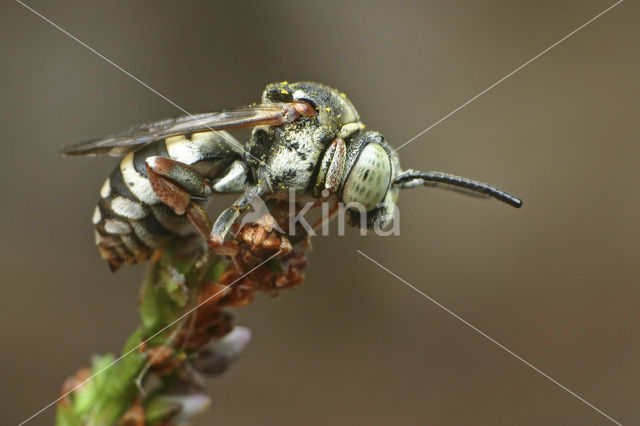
[61,103,297,157]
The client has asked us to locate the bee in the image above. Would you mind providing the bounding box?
[63,81,522,272]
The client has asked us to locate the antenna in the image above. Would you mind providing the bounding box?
[393,170,523,208]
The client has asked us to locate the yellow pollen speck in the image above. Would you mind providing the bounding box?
[281,89,289,95]
[340,93,347,98]
[325,107,331,112]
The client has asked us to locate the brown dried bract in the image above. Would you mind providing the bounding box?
[118,398,145,426]
[147,345,184,376]
[233,222,292,269]
[174,221,307,352]
[175,309,233,352]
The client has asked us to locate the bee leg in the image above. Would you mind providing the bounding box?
[209,188,268,255]
[145,156,230,249]
[314,137,346,195]
[145,156,212,215]
[211,160,249,194]
[184,203,214,242]
[208,194,249,255]
[147,156,260,256]
[311,196,340,231]
[324,138,346,192]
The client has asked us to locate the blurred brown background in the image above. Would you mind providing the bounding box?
[1,0,638,424]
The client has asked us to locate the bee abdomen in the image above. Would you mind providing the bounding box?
[92,140,193,271]
[90,134,239,271]
[92,195,156,271]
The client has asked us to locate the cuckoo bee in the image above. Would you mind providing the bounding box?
[63,81,522,272]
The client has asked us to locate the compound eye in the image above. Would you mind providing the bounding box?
[342,144,391,211]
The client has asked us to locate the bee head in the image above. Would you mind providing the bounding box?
[338,131,523,231]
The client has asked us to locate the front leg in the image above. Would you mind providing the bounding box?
[324,137,346,192]
[314,137,346,196]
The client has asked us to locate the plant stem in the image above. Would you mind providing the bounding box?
[56,223,306,425]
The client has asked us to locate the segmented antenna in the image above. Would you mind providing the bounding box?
[393,170,523,208]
